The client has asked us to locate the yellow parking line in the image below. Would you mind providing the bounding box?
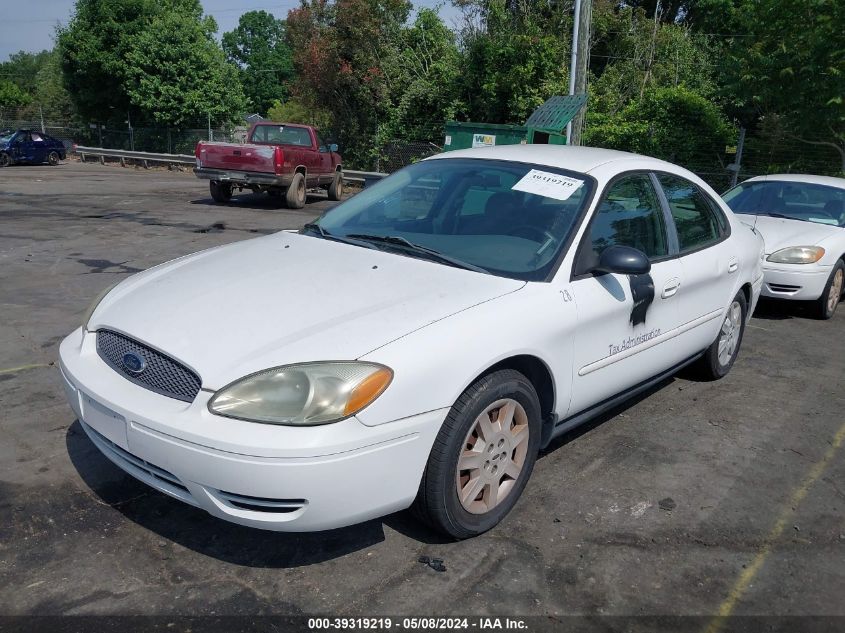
[704,420,845,633]
[0,362,53,375]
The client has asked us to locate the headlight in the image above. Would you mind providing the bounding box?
[208,362,393,425]
[766,246,825,264]
[82,280,122,330]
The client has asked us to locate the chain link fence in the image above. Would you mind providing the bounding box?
[0,106,246,155]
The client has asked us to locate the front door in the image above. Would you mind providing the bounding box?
[568,173,684,415]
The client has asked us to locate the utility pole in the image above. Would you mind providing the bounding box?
[208,113,213,142]
[39,106,45,134]
[566,0,592,146]
[730,127,746,188]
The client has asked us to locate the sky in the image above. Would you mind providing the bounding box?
[0,0,462,63]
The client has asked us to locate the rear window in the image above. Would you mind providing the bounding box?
[250,125,312,147]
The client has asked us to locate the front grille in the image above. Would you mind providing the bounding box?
[96,329,201,402]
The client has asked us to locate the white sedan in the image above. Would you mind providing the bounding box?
[723,174,845,319]
[59,146,763,538]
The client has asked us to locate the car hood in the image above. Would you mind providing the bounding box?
[743,215,842,255]
[89,231,525,389]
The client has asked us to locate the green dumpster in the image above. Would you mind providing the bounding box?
[442,94,587,152]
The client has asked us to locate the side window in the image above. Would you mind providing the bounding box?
[589,174,668,260]
[657,174,725,252]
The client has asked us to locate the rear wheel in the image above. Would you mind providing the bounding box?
[815,260,844,320]
[328,171,344,201]
[695,290,747,380]
[47,151,60,166]
[286,172,306,209]
[412,369,542,539]
[0,152,10,168]
[209,180,232,203]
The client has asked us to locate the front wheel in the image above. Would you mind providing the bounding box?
[209,180,232,203]
[0,152,10,168]
[412,369,542,539]
[814,260,844,320]
[695,290,747,380]
[47,151,60,166]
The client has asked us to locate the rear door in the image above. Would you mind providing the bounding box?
[655,173,737,355]
[568,173,684,414]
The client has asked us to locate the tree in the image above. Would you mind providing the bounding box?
[716,0,845,172]
[286,0,414,167]
[123,10,246,126]
[454,0,572,124]
[267,97,331,129]
[0,80,31,109]
[56,0,241,126]
[223,11,295,116]
[584,86,734,168]
[0,50,53,96]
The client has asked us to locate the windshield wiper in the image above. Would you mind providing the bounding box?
[764,212,811,223]
[344,233,487,273]
[300,223,377,249]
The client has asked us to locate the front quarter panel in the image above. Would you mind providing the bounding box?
[356,282,577,426]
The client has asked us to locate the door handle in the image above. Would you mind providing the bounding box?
[662,278,681,298]
[728,256,739,274]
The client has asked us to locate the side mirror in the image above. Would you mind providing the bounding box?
[594,245,651,275]
[329,143,339,152]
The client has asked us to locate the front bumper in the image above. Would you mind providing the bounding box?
[59,328,445,531]
[761,262,832,301]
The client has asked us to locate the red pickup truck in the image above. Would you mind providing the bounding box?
[194,122,343,209]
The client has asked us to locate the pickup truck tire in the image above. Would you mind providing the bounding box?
[209,180,232,203]
[286,172,307,209]
[328,171,343,201]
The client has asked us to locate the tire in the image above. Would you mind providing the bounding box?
[328,171,344,201]
[47,151,60,166]
[814,260,844,320]
[286,172,306,209]
[412,369,542,539]
[0,152,10,168]
[695,289,747,380]
[209,180,232,203]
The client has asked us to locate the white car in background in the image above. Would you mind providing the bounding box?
[724,174,845,319]
[59,145,763,539]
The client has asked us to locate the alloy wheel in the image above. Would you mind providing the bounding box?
[717,300,742,366]
[828,269,843,314]
[455,398,530,514]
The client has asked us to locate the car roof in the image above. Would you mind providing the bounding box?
[425,144,679,175]
[743,174,845,190]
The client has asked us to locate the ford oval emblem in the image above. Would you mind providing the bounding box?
[122,352,146,375]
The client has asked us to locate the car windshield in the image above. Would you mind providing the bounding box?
[308,158,595,281]
[723,180,845,227]
[0,131,14,144]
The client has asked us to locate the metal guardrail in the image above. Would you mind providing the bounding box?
[75,145,195,168]
[73,145,389,185]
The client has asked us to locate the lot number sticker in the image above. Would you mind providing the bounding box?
[512,169,584,201]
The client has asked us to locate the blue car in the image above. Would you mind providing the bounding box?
[0,129,67,167]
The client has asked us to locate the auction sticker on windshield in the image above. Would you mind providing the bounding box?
[512,169,584,201]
